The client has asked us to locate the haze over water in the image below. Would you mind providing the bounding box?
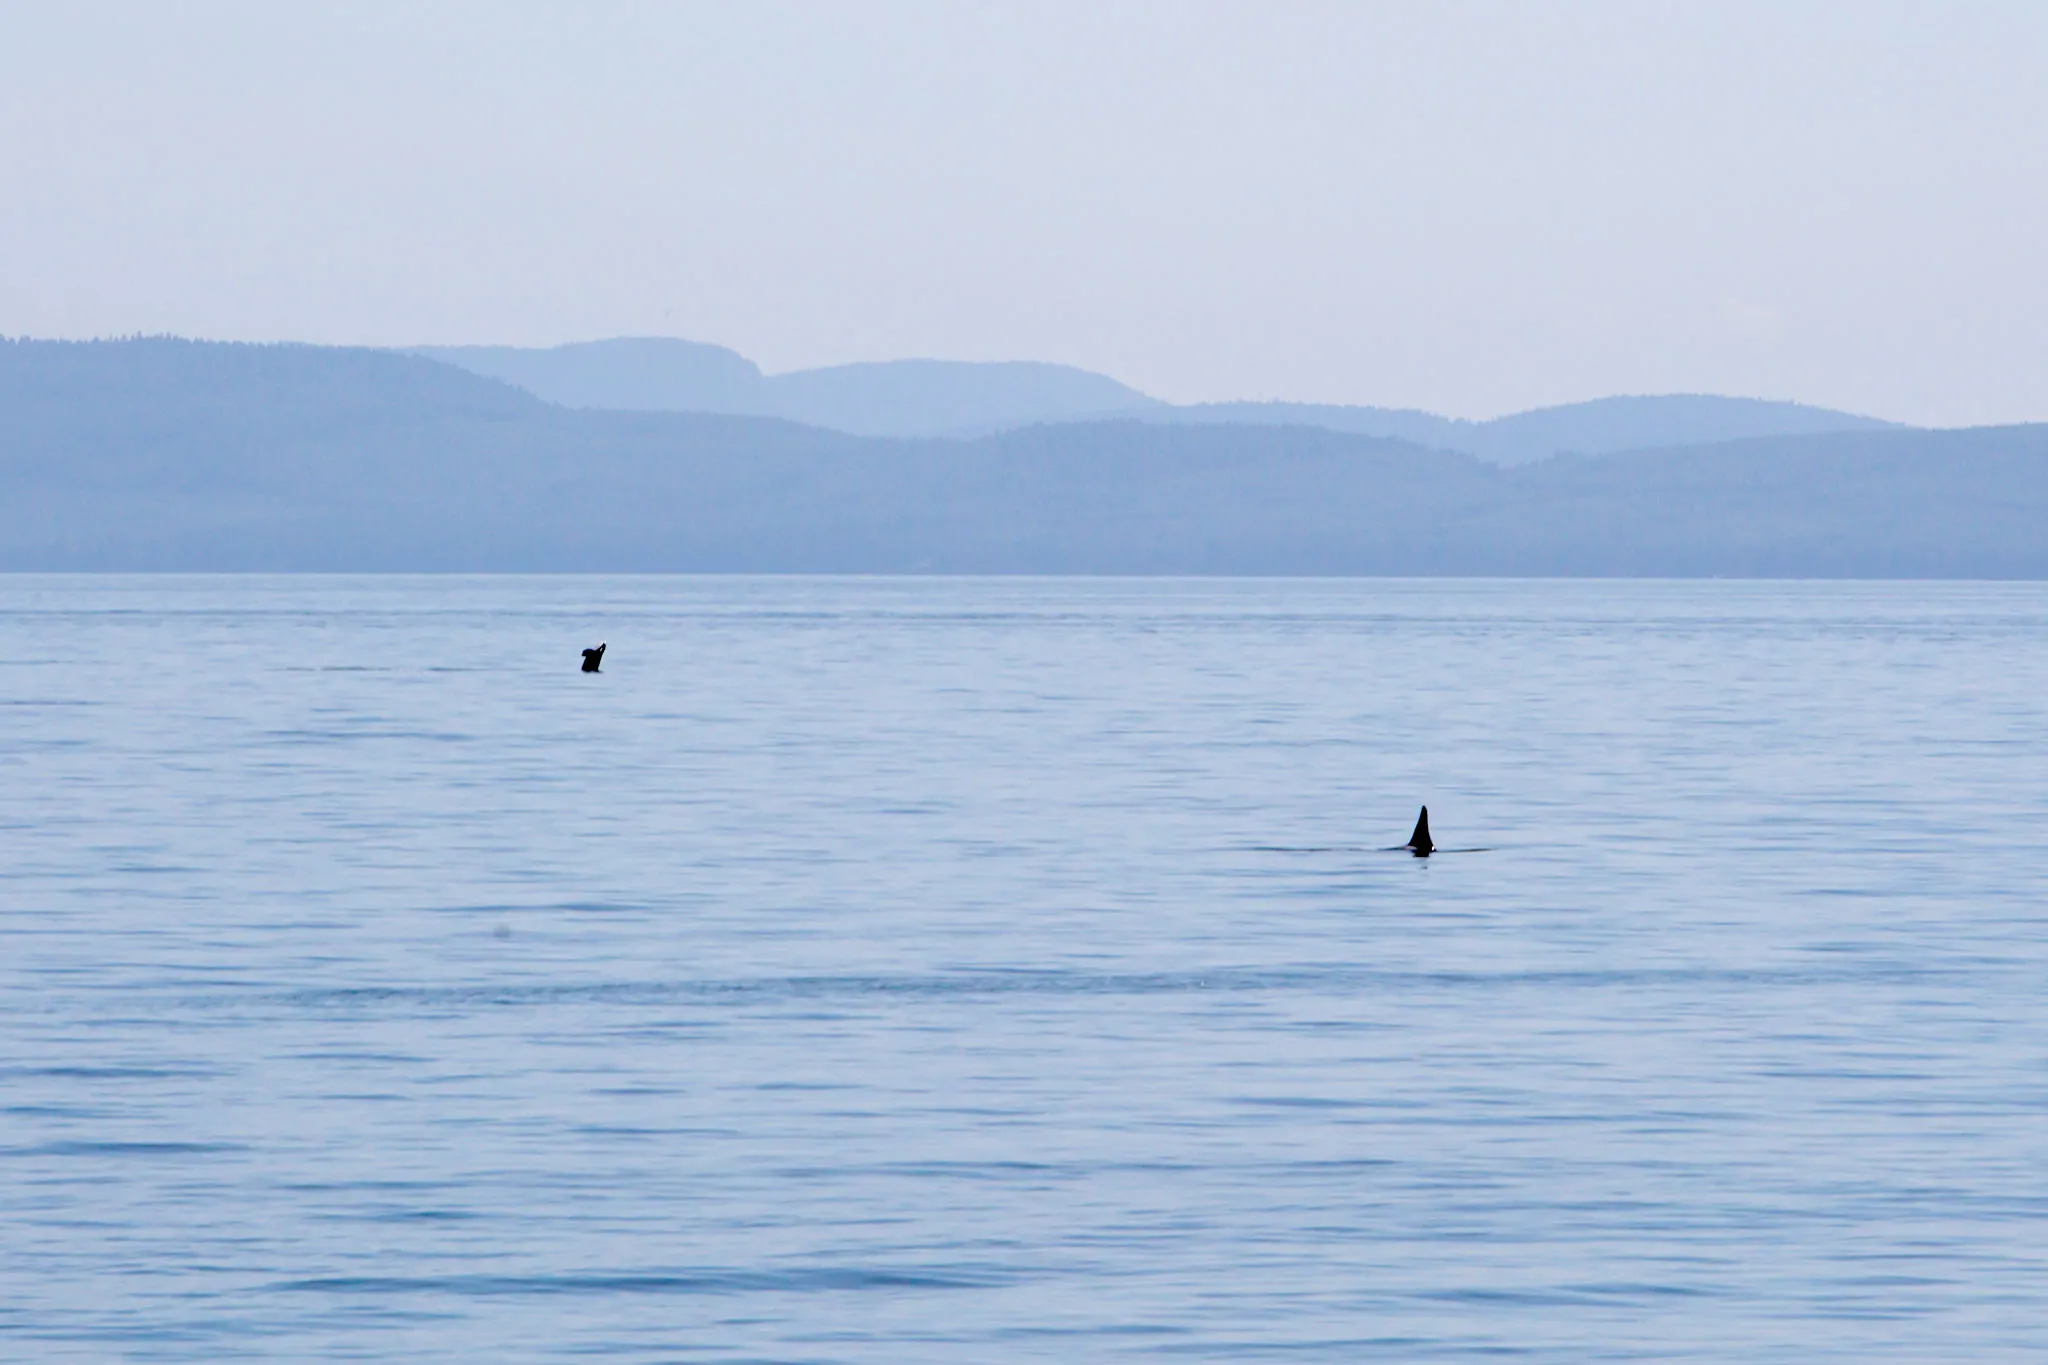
[4,575,2047,1361]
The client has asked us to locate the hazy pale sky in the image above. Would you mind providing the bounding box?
[3,1,2044,423]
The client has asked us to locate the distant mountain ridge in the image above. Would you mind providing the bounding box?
[407,338,1161,439]
[409,337,1899,461]
[2,337,2039,576]
[1151,394,1899,463]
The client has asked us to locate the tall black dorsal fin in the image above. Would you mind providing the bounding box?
[1407,805,1434,856]
[581,643,606,673]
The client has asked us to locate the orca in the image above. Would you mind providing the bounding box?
[581,643,606,673]
[1406,805,1434,857]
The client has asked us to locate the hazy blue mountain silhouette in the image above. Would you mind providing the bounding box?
[412,337,1894,458]
[3,338,2038,575]
[1149,401,1461,450]
[758,359,1162,436]
[408,338,1160,437]
[409,338,762,413]
[1471,394,1897,461]
[1153,394,1898,463]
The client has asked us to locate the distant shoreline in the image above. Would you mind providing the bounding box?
[4,339,2042,578]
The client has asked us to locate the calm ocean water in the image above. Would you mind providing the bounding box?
[4,575,2047,1362]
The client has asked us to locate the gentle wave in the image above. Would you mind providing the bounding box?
[270,1266,1019,1296]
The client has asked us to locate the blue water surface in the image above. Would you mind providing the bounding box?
[3,575,2046,1362]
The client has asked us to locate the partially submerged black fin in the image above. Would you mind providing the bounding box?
[1406,805,1434,857]
[581,643,606,673]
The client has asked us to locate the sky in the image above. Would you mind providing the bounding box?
[3,1,2045,425]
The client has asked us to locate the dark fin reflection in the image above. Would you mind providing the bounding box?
[1406,805,1434,857]
[581,643,606,673]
